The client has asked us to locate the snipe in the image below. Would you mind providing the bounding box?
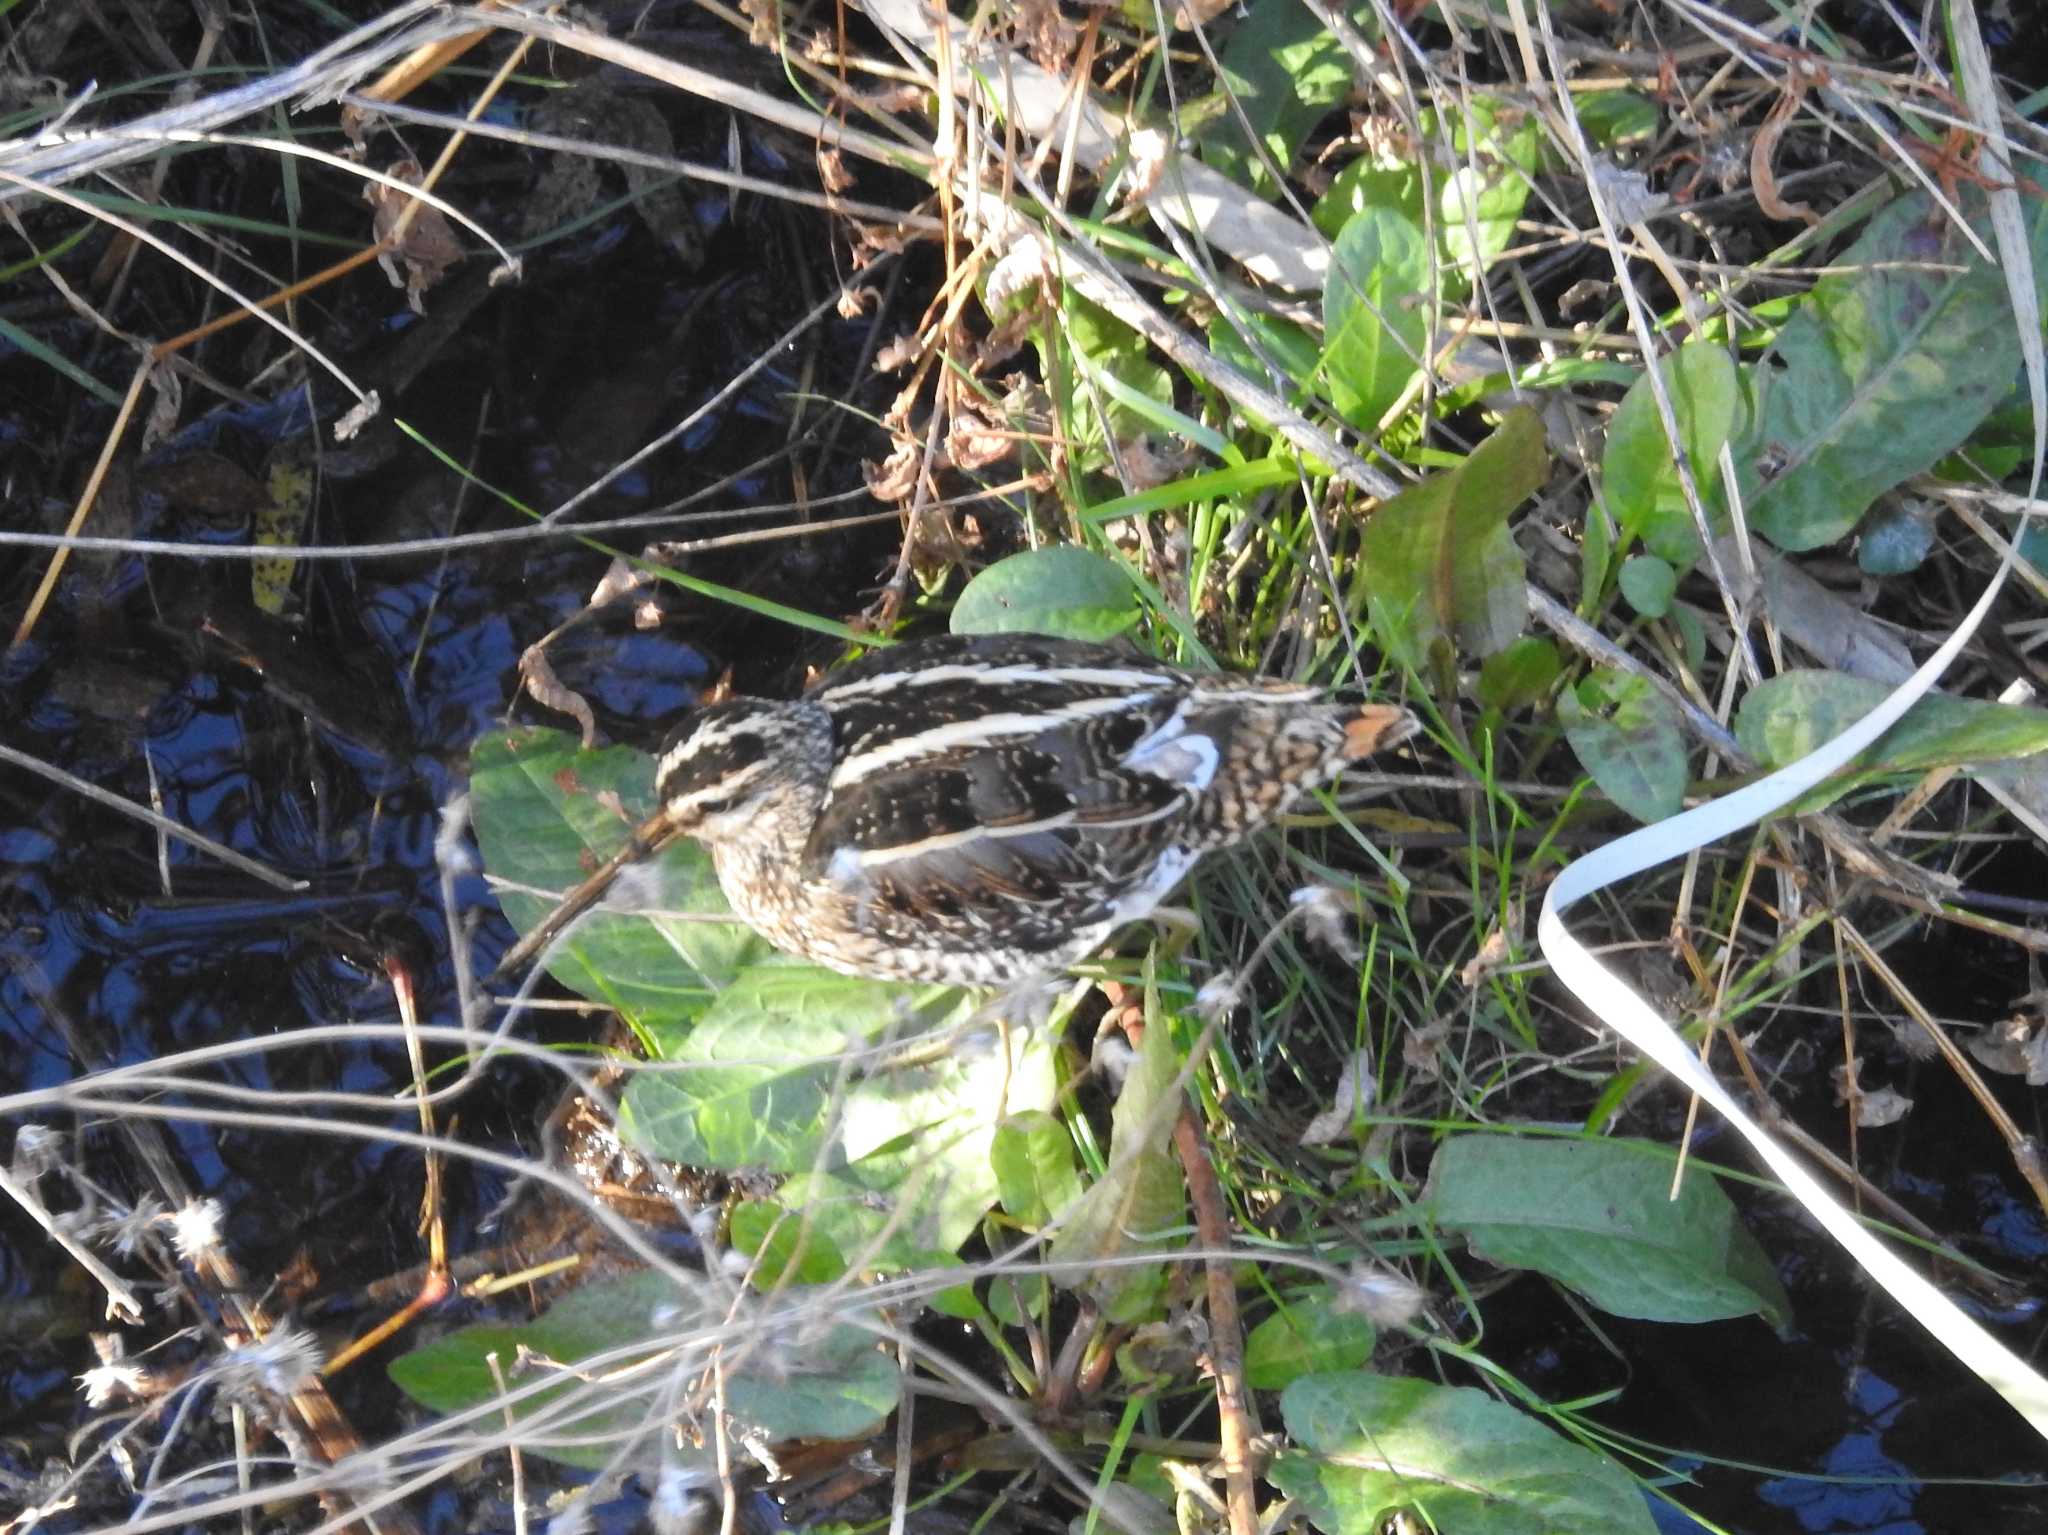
[492,633,1416,987]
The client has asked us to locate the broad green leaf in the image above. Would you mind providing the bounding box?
[1476,636,1562,715]
[1360,407,1549,671]
[992,1110,1084,1228]
[1736,190,2029,550]
[1572,90,1659,149]
[833,1018,1060,1257]
[952,546,1140,641]
[620,969,969,1171]
[730,1199,849,1286]
[1735,669,2048,810]
[1046,292,1175,461]
[1244,1288,1377,1390]
[390,1271,895,1467]
[1311,161,1424,242]
[1207,309,1321,429]
[1323,202,1432,432]
[1045,1002,1185,1322]
[1556,668,1688,823]
[1274,1373,1657,1535]
[390,1271,689,1470]
[1437,96,1542,289]
[1310,100,1538,291]
[721,1323,898,1442]
[1617,553,1676,618]
[1197,0,1359,197]
[471,729,771,1025]
[1427,1136,1789,1325]
[1601,341,1739,566]
[769,1169,976,1277]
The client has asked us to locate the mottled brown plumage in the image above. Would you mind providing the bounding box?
[495,633,1415,986]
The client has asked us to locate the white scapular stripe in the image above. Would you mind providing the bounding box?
[818,661,1171,701]
[829,693,1162,787]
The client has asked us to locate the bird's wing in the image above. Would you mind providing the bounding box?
[800,690,1200,960]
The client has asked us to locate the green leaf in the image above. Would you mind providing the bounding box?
[1617,554,1676,619]
[620,969,969,1171]
[952,546,1141,641]
[1360,407,1549,671]
[1475,636,1562,715]
[1735,669,2048,810]
[1046,292,1176,463]
[1197,0,1360,197]
[1311,161,1424,242]
[831,1019,1060,1258]
[1244,1288,1377,1391]
[1426,1136,1790,1325]
[721,1322,899,1442]
[769,1169,977,1277]
[992,1111,1084,1228]
[1207,310,1322,431]
[1572,90,1659,150]
[730,1199,849,1286]
[1045,1002,1185,1323]
[470,729,771,1024]
[1438,96,1541,289]
[624,974,1058,1261]
[1736,191,2030,551]
[388,1271,896,1468]
[1323,201,1432,432]
[389,1271,686,1470]
[1274,1372,1657,1535]
[1556,668,1688,823]
[1581,495,1614,608]
[1601,341,1739,566]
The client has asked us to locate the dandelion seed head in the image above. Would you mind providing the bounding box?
[650,1459,717,1535]
[1291,884,1363,965]
[1193,971,1244,1023]
[436,795,478,875]
[211,1325,323,1400]
[79,1358,152,1408]
[167,1199,224,1263]
[11,1123,63,1179]
[98,1194,168,1259]
[1091,1032,1134,1089]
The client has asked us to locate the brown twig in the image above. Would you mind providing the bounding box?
[1171,1102,1260,1535]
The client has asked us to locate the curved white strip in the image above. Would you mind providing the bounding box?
[1540,545,2048,1441]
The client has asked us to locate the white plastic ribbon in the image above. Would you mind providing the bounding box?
[1540,555,2048,1439]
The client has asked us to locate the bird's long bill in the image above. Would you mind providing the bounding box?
[487,808,680,982]
[1342,704,1421,759]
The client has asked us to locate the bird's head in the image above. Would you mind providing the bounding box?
[654,698,833,843]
